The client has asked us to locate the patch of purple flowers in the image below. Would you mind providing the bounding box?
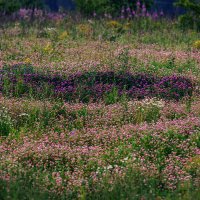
[120,1,164,20]
[0,66,193,101]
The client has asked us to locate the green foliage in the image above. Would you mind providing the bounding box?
[1,169,199,200]
[104,87,120,104]
[20,0,44,9]
[0,0,44,15]
[87,172,200,200]
[75,0,111,16]
[133,99,163,124]
[0,107,13,136]
[0,175,52,200]
[0,0,20,14]
[117,47,130,73]
[74,0,153,16]
[175,0,200,30]
[176,0,200,15]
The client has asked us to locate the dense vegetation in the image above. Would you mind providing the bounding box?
[176,0,200,30]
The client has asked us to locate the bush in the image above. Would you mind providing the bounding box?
[175,0,200,30]
[0,0,20,14]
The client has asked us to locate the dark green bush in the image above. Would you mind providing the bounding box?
[175,0,200,30]
[0,0,20,14]
[20,0,44,9]
[0,0,44,15]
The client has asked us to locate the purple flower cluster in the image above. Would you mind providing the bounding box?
[0,67,193,101]
[120,1,164,20]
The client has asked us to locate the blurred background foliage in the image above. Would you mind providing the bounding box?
[175,0,200,30]
[0,0,199,30]
[74,0,154,16]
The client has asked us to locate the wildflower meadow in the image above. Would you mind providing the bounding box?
[0,1,200,199]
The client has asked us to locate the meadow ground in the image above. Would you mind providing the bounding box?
[0,17,200,199]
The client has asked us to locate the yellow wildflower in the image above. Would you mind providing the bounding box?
[77,24,92,36]
[24,57,31,64]
[43,42,53,54]
[58,31,69,40]
[123,22,131,30]
[193,40,200,49]
[107,20,121,29]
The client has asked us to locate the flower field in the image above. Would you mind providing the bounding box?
[0,14,200,200]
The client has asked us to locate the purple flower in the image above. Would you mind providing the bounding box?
[160,11,164,16]
[126,7,131,12]
[146,12,151,17]
[152,11,158,20]
[69,130,76,136]
[142,4,147,15]
[137,1,141,7]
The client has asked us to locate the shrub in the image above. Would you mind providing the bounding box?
[175,0,200,30]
